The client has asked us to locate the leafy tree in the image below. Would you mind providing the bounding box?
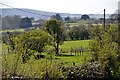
[81,15,90,20]
[64,17,70,22]
[45,19,64,55]
[20,17,32,28]
[2,15,21,29]
[51,14,63,21]
[89,24,120,77]
[14,29,52,63]
[68,25,90,40]
[15,29,51,52]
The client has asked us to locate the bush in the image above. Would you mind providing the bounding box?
[2,53,63,79]
[89,24,120,78]
[63,61,111,79]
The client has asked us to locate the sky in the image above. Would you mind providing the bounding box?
[0,0,119,14]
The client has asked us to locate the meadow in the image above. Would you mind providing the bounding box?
[60,40,90,50]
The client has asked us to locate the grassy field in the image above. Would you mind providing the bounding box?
[0,27,36,33]
[60,40,90,51]
[0,28,25,33]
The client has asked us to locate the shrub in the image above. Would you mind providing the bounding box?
[63,61,111,79]
[2,53,63,79]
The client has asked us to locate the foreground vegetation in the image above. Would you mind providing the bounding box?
[1,17,120,79]
[2,40,91,79]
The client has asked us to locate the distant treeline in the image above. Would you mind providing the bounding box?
[1,13,117,30]
[1,15,33,30]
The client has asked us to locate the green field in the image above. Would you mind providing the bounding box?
[0,27,36,33]
[60,40,90,51]
[0,28,25,33]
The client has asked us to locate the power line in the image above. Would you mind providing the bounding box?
[0,2,51,17]
[91,10,104,19]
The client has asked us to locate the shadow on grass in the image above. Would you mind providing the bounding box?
[57,54,74,57]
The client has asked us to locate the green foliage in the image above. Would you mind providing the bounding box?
[2,32,21,52]
[2,39,91,79]
[51,14,63,21]
[89,24,120,77]
[2,15,21,30]
[81,15,90,20]
[7,29,52,63]
[64,17,70,22]
[63,22,90,41]
[45,19,64,55]
[3,29,51,54]
[68,25,90,40]
[14,29,52,52]
[20,17,32,28]
[2,53,63,79]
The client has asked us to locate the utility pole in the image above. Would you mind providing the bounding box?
[118,2,120,56]
[104,9,106,31]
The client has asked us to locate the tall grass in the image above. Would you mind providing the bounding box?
[2,53,63,79]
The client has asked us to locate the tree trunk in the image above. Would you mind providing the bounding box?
[55,42,59,55]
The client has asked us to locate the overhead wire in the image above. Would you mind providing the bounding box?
[90,10,104,19]
[0,2,51,17]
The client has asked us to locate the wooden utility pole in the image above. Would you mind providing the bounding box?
[118,2,120,55]
[104,9,106,31]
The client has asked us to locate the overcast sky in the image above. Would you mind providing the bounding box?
[0,0,119,14]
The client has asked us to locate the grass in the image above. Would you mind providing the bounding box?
[0,28,25,33]
[0,27,37,34]
[55,52,91,67]
[43,40,91,67]
[60,40,90,51]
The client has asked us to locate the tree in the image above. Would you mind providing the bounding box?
[45,19,64,55]
[20,17,32,28]
[89,25,119,77]
[2,15,22,29]
[81,15,90,20]
[51,14,63,21]
[14,29,51,63]
[64,17,70,22]
[68,25,90,40]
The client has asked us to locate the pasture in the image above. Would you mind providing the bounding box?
[60,40,90,50]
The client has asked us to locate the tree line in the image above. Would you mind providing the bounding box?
[2,15,33,29]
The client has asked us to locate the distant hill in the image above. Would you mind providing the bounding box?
[1,8,111,19]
